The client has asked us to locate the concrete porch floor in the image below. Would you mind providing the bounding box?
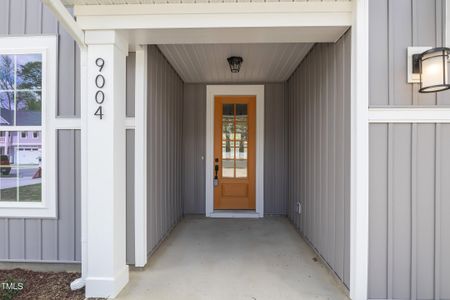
[117,216,349,300]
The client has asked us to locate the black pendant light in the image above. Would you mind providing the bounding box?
[227,56,243,73]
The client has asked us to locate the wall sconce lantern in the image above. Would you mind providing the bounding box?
[227,56,243,73]
[408,47,450,93]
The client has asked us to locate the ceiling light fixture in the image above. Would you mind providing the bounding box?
[227,56,243,73]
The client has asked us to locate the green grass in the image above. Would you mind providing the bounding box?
[0,184,41,202]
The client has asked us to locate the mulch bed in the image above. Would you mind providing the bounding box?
[0,269,85,300]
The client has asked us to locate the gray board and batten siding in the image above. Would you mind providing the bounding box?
[0,0,82,263]
[182,83,289,216]
[286,31,351,288]
[146,45,184,257]
[368,0,450,299]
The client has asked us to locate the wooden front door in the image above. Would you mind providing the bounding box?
[214,96,256,210]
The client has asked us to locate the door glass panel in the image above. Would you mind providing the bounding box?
[236,144,247,159]
[222,159,234,178]
[235,159,247,178]
[235,123,247,141]
[222,104,234,123]
[236,104,247,116]
[222,146,234,159]
[222,122,234,140]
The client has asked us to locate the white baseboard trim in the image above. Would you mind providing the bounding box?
[85,265,129,298]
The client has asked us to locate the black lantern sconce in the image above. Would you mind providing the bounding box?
[409,47,450,93]
[227,56,243,73]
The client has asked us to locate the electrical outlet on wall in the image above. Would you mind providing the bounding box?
[296,202,302,214]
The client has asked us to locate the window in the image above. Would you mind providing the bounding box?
[0,36,57,218]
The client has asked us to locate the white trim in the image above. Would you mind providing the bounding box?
[350,0,369,299]
[79,45,88,295]
[54,118,81,129]
[407,47,432,83]
[125,117,135,129]
[205,85,264,218]
[41,0,85,47]
[0,36,58,219]
[74,2,352,31]
[134,45,148,268]
[369,107,450,123]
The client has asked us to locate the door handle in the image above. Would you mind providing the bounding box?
[214,158,219,187]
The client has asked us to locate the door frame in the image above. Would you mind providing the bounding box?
[206,85,264,218]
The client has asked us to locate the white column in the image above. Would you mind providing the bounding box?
[134,45,148,267]
[83,30,129,298]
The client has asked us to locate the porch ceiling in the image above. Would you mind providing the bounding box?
[158,43,313,83]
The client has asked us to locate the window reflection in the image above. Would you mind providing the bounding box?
[0,131,42,202]
[0,54,42,126]
[221,103,248,179]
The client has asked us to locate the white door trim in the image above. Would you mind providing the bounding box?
[205,85,264,218]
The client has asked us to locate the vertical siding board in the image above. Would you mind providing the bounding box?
[369,0,389,105]
[414,0,437,105]
[74,130,81,261]
[25,0,42,34]
[126,53,136,118]
[126,130,135,265]
[392,124,412,299]
[440,124,450,299]
[434,124,441,300]
[411,123,418,300]
[335,37,345,280]
[57,130,76,261]
[416,124,436,300]
[24,220,41,260]
[8,219,25,260]
[41,3,57,34]
[368,124,388,299]
[0,0,9,34]
[8,0,25,35]
[57,24,76,117]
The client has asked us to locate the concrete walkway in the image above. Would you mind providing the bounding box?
[117,216,349,300]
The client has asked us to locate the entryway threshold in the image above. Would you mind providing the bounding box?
[208,210,262,218]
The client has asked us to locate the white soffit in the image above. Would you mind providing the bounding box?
[63,0,350,5]
[158,43,313,83]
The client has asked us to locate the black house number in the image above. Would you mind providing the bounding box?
[94,58,105,119]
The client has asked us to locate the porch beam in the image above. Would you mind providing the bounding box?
[42,0,85,47]
[73,2,352,30]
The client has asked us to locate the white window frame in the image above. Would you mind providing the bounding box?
[0,36,57,218]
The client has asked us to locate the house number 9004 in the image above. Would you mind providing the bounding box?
[94,58,105,119]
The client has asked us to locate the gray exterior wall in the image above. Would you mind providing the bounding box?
[0,0,81,262]
[286,31,351,288]
[146,45,183,256]
[182,83,288,215]
[369,124,450,300]
[369,0,450,106]
[368,0,450,299]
